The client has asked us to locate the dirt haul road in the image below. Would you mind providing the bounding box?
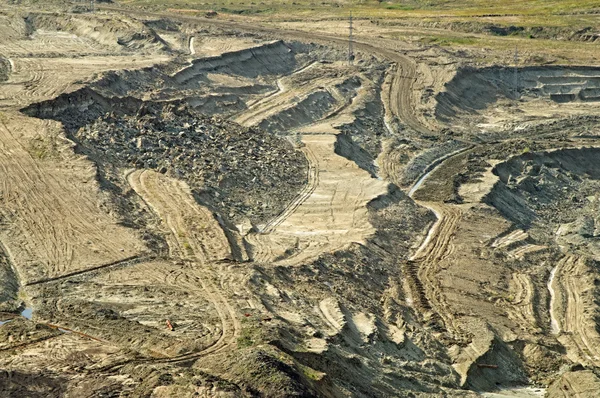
[100,6,427,135]
[245,134,388,265]
[127,169,241,358]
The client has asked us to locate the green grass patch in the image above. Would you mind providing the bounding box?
[420,35,479,46]
[217,7,274,15]
[28,135,60,160]
[237,316,263,348]
[384,3,416,11]
[297,363,324,381]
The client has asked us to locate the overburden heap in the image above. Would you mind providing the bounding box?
[77,104,307,225]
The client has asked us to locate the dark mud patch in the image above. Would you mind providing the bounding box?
[0,370,67,398]
[0,250,19,313]
[0,57,10,83]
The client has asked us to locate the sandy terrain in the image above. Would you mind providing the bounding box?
[1,3,600,397]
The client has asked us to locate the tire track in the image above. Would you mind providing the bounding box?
[507,272,540,332]
[0,115,142,282]
[258,143,319,234]
[127,169,240,361]
[551,254,600,367]
[403,150,467,336]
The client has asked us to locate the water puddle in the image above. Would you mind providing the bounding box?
[548,265,560,334]
[21,307,33,319]
[0,307,32,326]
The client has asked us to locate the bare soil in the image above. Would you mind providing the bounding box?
[1,3,600,397]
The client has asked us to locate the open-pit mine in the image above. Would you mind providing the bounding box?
[1,1,600,397]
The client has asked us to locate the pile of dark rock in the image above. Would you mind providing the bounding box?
[76,104,307,225]
[0,57,10,82]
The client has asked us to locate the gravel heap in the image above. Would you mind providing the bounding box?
[76,104,307,225]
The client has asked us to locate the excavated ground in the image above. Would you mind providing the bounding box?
[434,66,600,135]
[2,4,600,398]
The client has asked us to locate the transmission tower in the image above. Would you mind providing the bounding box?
[348,12,354,65]
[513,46,519,100]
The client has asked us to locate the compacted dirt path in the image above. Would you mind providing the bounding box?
[128,169,241,357]
[246,134,388,265]
[549,254,600,368]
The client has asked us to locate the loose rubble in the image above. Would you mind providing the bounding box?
[77,104,307,226]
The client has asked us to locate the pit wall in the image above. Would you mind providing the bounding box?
[173,40,297,83]
[435,66,600,122]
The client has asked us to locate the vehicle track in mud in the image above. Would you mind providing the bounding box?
[508,272,540,332]
[406,201,463,336]
[402,145,468,335]
[0,115,143,283]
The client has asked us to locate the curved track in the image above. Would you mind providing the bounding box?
[550,254,600,367]
[127,170,241,361]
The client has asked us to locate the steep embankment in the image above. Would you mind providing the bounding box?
[436,66,600,124]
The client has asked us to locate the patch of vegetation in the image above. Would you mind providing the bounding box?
[28,135,60,160]
[226,349,315,397]
[217,7,274,15]
[420,35,479,46]
[181,241,194,256]
[384,3,416,11]
[237,316,262,348]
[297,363,324,381]
[237,331,255,348]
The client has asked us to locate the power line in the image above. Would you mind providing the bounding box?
[513,45,519,100]
[348,11,354,65]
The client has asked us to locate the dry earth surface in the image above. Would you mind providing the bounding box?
[1,1,600,397]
